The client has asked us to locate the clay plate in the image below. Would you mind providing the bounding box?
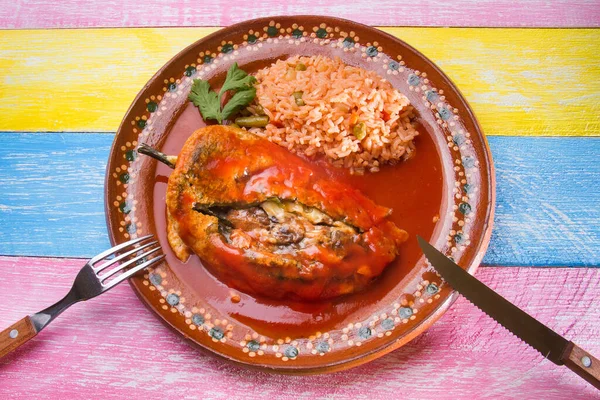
[105,16,495,373]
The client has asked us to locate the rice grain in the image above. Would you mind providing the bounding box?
[248,55,418,174]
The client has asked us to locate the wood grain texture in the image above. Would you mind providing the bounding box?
[564,343,600,390]
[1,132,599,266]
[0,133,113,255]
[0,28,598,136]
[0,316,37,359]
[0,257,598,398]
[486,136,600,267]
[1,0,599,29]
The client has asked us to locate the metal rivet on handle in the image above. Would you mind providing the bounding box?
[581,355,592,368]
[9,329,18,339]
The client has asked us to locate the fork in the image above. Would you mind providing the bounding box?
[0,234,164,358]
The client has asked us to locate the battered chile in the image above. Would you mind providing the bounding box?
[164,125,409,301]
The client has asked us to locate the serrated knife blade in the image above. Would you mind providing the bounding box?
[417,235,600,390]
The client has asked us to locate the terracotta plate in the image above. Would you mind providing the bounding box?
[105,16,495,373]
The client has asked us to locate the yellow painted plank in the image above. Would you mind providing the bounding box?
[0,28,598,135]
[0,28,217,132]
[385,28,600,137]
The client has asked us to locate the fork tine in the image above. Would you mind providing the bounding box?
[103,255,166,290]
[89,234,154,264]
[94,240,158,273]
[100,246,162,284]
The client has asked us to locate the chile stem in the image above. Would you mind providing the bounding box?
[138,143,177,169]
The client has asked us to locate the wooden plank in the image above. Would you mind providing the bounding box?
[0,133,113,255]
[0,28,598,136]
[0,132,599,266]
[0,27,217,133]
[0,1,599,29]
[488,136,600,267]
[0,257,598,398]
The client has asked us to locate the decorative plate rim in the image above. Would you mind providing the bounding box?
[104,15,496,373]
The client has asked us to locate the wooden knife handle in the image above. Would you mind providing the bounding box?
[563,342,600,390]
[0,316,38,358]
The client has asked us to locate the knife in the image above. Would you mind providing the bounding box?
[417,236,600,390]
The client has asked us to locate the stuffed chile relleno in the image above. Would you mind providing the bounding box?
[143,125,409,301]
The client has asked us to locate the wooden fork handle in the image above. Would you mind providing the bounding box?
[563,342,600,390]
[0,316,38,358]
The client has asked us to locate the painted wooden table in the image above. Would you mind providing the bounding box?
[1,2,599,398]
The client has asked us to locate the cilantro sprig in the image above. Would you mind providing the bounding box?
[188,63,257,123]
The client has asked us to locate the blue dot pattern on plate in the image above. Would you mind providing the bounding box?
[203,55,213,64]
[381,318,395,330]
[291,29,303,39]
[453,134,466,146]
[315,341,330,353]
[119,172,129,183]
[458,202,472,215]
[210,327,224,340]
[399,307,413,319]
[119,201,131,214]
[192,314,204,326]
[358,327,372,339]
[366,46,378,57]
[426,90,438,102]
[463,183,472,193]
[166,293,180,306]
[184,66,196,77]
[463,156,475,168]
[342,37,354,48]
[267,26,278,37]
[388,61,399,70]
[126,223,136,234]
[149,273,162,286]
[408,74,420,86]
[135,257,147,266]
[125,150,137,161]
[284,346,299,358]
[168,83,177,92]
[147,101,158,112]
[221,43,233,54]
[316,28,327,39]
[438,107,452,120]
[247,34,258,44]
[426,283,439,295]
[247,340,260,351]
[454,233,464,244]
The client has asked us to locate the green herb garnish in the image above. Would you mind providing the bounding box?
[188,63,257,123]
[188,80,221,121]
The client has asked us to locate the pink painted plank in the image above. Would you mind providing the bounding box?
[0,257,599,398]
[1,0,599,29]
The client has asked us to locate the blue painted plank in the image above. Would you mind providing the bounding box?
[0,133,113,256]
[0,132,598,266]
[488,136,599,266]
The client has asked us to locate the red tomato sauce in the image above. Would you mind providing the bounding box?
[152,102,443,337]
